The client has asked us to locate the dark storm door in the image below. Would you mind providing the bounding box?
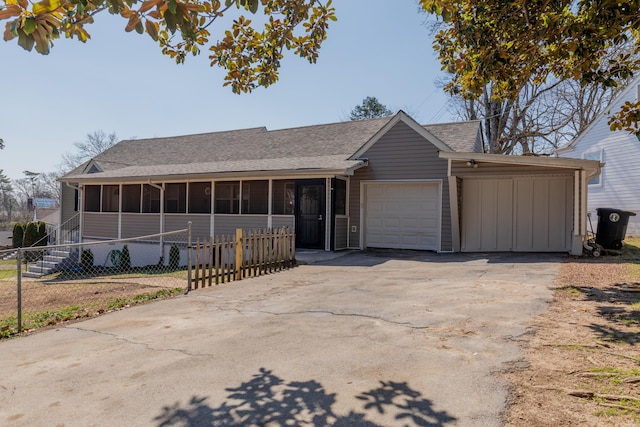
[295,180,325,249]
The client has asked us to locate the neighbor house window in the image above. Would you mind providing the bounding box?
[189,182,212,214]
[84,185,101,212]
[122,184,141,213]
[583,150,603,186]
[242,180,268,214]
[142,184,161,213]
[215,181,239,214]
[165,183,186,213]
[334,178,346,216]
[272,180,295,215]
[102,185,119,212]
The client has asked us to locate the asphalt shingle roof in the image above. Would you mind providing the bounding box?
[61,114,481,181]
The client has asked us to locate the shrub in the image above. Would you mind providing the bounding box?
[22,222,39,248]
[80,249,94,271]
[169,244,180,269]
[120,245,131,271]
[12,222,24,248]
[36,221,47,246]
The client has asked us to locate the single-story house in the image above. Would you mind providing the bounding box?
[58,111,600,256]
[556,76,640,236]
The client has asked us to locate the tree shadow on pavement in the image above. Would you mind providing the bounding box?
[155,368,456,426]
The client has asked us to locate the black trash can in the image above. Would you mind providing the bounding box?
[595,208,637,250]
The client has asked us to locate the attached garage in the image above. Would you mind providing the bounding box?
[461,176,573,252]
[362,181,441,251]
[441,152,603,255]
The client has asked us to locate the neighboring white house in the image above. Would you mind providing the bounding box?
[557,76,640,237]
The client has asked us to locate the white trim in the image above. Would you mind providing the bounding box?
[359,179,443,252]
[325,178,332,251]
[581,170,588,236]
[62,168,365,184]
[582,149,604,187]
[448,176,460,252]
[440,151,601,171]
[117,183,122,239]
[574,170,580,236]
[351,111,453,160]
[267,179,273,229]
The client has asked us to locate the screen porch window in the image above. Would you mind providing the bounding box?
[102,185,119,212]
[272,180,295,215]
[215,181,240,214]
[142,184,161,213]
[122,184,141,213]
[165,183,186,213]
[189,182,212,213]
[84,185,101,212]
[242,180,268,214]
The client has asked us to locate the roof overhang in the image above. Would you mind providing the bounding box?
[439,151,603,171]
[58,158,368,184]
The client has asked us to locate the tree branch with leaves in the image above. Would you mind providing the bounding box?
[0,0,336,93]
[421,0,640,135]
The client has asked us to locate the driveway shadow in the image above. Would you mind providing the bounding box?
[302,249,567,268]
[155,368,456,426]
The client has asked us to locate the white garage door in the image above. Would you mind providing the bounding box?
[364,182,440,250]
[462,176,573,252]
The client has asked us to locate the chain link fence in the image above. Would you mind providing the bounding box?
[0,228,190,338]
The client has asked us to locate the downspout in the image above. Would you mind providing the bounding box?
[148,180,165,261]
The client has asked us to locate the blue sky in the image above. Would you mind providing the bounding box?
[0,0,453,181]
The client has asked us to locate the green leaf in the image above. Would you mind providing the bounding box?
[135,21,144,34]
[23,17,37,35]
[167,0,176,14]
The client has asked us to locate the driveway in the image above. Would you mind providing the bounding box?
[0,251,560,426]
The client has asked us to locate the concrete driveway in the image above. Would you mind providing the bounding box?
[1,251,560,426]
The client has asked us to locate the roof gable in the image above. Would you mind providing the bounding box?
[350,111,454,159]
[557,75,640,154]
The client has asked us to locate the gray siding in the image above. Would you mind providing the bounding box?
[166,215,209,237]
[83,213,118,238]
[121,214,161,239]
[214,215,268,236]
[334,217,348,250]
[60,183,77,225]
[349,121,452,251]
[272,216,294,229]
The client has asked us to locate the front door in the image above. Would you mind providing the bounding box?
[295,180,325,249]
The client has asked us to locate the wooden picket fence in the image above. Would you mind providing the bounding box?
[190,227,296,290]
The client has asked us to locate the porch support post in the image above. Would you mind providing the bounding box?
[267,179,273,229]
[448,175,461,252]
[325,177,331,251]
[118,184,123,239]
[581,170,588,236]
[570,170,583,256]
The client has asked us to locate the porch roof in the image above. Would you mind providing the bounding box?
[62,156,367,183]
[439,151,603,171]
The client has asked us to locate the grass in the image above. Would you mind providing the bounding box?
[0,287,184,339]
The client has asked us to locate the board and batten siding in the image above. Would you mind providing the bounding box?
[349,120,452,251]
[83,213,118,238]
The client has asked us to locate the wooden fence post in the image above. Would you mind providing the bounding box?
[235,228,243,280]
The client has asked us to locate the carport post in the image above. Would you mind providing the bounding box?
[16,249,22,332]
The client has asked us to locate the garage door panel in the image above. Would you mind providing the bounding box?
[465,177,572,253]
[365,182,440,251]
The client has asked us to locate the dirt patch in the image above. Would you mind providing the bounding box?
[503,247,640,426]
